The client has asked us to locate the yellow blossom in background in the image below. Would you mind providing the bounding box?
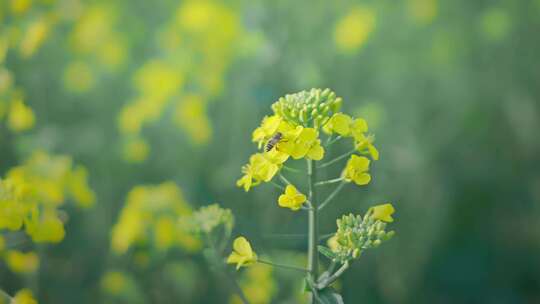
[343,155,371,186]
[279,127,324,160]
[174,95,212,145]
[111,182,200,254]
[231,264,275,304]
[0,235,5,252]
[408,0,438,25]
[278,185,307,211]
[134,60,183,102]
[70,6,114,54]
[5,250,39,274]
[10,0,32,15]
[1,151,95,244]
[7,99,35,132]
[334,6,376,53]
[122,137,150,163]
[24,210,65,243]
[100,271,128,296]
[369,203,395,223]
[227,236,257,270]
[68,166,95,208]
[96,39,127,70]
[12,288,37,304]
[63,61,96,93]
[19,17,51,58]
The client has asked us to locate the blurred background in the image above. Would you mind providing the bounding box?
[1,0,540,303]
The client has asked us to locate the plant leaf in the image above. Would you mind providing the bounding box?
[318,245,337,260]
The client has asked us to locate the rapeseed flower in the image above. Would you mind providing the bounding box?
[278,185,307,211]
[227,236,257,270]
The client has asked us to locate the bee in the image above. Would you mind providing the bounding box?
[265,132,283,152]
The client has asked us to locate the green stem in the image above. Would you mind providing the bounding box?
[0,289,12,302]
[269,180,285,191]
[317,261,350,289]
[318,182,346,211]
[279,173,292,186]
[258,260,308,272]
[307,159,319,303]
[315,177,343,186]
[282,165,301,173]
[317,148,356,169]
[205,233,250,304]
[325,136,342,148]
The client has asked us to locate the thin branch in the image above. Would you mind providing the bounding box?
[324,136,342,148]
[317,148,356,169]
[269,180,285,191]
[318,182,346,211]
[317,261,350,289]
[315,177,343,186]
[279,173,292,186]
[258,260,309,273]
[282,165,301,173]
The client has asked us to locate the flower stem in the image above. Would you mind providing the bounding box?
[325,135,342,148]
[279,173,292,186]
[315,177,343,186]
[317,148,356,169]
[258,260,308,272]
[317,261,350,289]
[318,181,346,211]
[307,159,319,303]
[0,289,12,302]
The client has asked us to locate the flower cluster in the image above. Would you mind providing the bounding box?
[0,0,63,133]
[185,203,234,235]
[111,182,200,255]
[321,204,395,263]
[238,89,344,192]
[0,151,95,244]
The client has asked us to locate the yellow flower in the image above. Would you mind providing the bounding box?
[101,271,128,295]
[369,203,395,223]
[122,137,150,163]
[10,0,32,15]
[349,118,378,160]
[252,115,293,149]
[63,61,96,93]
[68,166,96,208]
[8,99,35,132]
[227,236,257,270]
[154,216,175,250]
[323,113,353,136]
[0,200,25,230]
[278,185,307,211]
[12,288,37,304]
[5,250,39,274]
[343,155,371,186]
[173,95,212,145]
[334,6,376,52]
[279,127,324,160]
[19,17,51,58]
[355,134,379,160]
[237,150,289,191]
[25,211,65,243]
[327,235,339,252]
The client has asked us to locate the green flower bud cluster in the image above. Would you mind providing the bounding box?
[324,213,395,263]
[184,204,234,235]
[271,88,342,127]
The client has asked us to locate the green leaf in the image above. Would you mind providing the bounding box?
[317,288,344,304]
[318,245,337,260]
